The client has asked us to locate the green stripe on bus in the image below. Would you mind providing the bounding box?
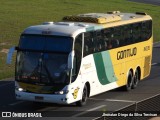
[93,51,117,85]
[86,26,94,32]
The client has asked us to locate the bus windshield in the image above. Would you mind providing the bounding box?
[16,35,73,85]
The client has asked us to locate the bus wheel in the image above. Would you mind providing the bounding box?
[125,71,133,91]
[132,69,139,89]
[76,85,88,106]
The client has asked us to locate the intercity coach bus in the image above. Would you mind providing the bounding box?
[7,11,152,106]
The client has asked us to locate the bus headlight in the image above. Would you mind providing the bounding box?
[55,90,69,94]
[15,87,26,92]
[18,88,24,91]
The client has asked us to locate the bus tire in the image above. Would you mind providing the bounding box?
[125,71,133,91]
[76,85,88,106]
[132,69,139,89]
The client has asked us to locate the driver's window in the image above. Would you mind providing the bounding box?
[72,33,82,81]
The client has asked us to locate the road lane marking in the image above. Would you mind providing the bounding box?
[92,116,102,120]
[151,63,158,66]
[89,98,135,103]
[105,99,135,103]
[72,105,106,117]
[153,41,160,47]
[0,82,13,88]
[153,41,160,45]
[9,101,24,106]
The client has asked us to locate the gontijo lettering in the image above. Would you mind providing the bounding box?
[117,47,137,60]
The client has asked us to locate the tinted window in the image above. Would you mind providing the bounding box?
[84,32,95,56]
[73,34,83,81]
[19,35,72,53]
[83,20,152,57]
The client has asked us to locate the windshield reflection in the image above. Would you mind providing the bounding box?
[16,34,73,85]
[16,51,69,85]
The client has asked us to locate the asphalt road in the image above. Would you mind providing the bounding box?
[0,42,160,120]
[128,0,160,6]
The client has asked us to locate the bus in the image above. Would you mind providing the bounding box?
[7,11,152,106]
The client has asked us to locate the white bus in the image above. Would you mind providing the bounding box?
[7,11,152,106]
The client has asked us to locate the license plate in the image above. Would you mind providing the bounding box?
[35,96,44,100]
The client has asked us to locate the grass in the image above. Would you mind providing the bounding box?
[0,0,160,79]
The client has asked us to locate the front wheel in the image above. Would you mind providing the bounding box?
[76,85,88,106]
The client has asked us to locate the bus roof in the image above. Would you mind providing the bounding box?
[23,11,152,38]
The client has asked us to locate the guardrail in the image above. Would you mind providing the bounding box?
[98,94,160,120]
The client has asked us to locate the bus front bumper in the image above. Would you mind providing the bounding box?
[15,90,73,104]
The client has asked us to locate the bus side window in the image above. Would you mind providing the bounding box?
[108,40,112,49]
[147,20,152,39]
[85,38,89,55]
[89,32,94,53]
[84,32,94,56]
[119,25,125,46]
[141,20,152,41]
[118,26,124,47]
[123,25,130,45]
[103,28,112,50]
[112,27,120,48]
[133,22,141,43]
[91,38,94,53]
[104,40,108,50]
[101,30,108,50]
[95,31,102,52]
[84,33,89,56]
[141,21,146,41]
[128,24,134,44]
[92,31,97,52]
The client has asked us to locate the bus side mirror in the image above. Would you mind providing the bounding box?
[68,51,75,69]
[6,46,17,64]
